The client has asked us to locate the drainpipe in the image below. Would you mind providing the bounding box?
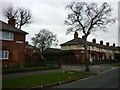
[88,45,91,63]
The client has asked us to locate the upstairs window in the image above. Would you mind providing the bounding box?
[0,50,9,59]
[0,31,14,41]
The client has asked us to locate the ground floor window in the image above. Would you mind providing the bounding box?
[0,50,9,59]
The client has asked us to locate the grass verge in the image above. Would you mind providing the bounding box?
[108,63,120,67]
[2,66,59,74]
[3,71,96,89]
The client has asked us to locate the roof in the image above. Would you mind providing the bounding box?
[44,48,61,53]
[60,38,119,50]
[0,20,28,35]
[60,38,86,46]
[25,44,39,49]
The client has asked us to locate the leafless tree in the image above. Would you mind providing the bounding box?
[3,6,31,29]
[31,29,58,52]
[65,2,116,71]
[3,6,18,19]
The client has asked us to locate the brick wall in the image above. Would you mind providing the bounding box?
[1,33,26,67]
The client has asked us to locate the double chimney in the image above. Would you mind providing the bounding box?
[92,38,104,45]
[92,39,104,46]
[8,16,16,27]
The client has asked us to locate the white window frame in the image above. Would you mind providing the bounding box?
[16,41,23,44]
[0,50,9,60]
[0,31,14,41]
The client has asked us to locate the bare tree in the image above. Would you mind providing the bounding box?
[65,2,116,71]
[3,6,18,19]
[3,6,31,29]
[16,7,31,29]
[31,29,58,52]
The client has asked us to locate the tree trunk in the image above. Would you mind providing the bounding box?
[19,25,21,29]
[41,47,44,52]
[83,36,90,72]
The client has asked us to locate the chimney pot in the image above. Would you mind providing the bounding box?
[82,35,87,41]
[100,40,103,45]
[106,42,109,47]
[8,16,16,27]
[113,43,115,47]
[74,32,78,40]
[92,38,96,43]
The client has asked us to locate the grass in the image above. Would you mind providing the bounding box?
[2,66,59,74]
[108,63,120,67]
[3,71,96,88]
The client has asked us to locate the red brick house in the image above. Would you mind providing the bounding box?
[0,17,28,67]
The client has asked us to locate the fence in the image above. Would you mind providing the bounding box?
[25,55,61,68]
[25,51,83,67]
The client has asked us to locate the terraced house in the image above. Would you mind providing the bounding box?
[60,32,120,64]
[0,17,28,67]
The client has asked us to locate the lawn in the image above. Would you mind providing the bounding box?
[3,71,96,88]
[108,63,120,67]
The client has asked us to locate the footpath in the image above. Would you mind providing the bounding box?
[2,64,118,80]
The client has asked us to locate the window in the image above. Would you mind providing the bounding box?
[92,46,94,49]
[0,50,9,59]
[16,41,23,44]
[0,31,14,40]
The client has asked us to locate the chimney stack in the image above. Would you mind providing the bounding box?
[82,35,87,41]
[8,16,16,27]
[74,32,78,40]
[106,42,109,47]
[100,40,103,45]
[25,41,29,45]
[92,38,96,43]
[113,43,115,47]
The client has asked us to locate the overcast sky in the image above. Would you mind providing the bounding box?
[0,0,119,48]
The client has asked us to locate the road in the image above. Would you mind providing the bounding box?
[53,68,119,88]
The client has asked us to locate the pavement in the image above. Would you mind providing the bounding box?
[2,64,118,80]
[53,68,119,88]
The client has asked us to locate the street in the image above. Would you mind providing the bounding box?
[53,68,119,88]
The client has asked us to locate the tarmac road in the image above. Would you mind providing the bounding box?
[53,68,119,88]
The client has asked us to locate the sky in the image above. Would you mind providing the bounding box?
[0,0,119,48]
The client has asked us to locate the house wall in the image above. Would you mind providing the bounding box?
[1,33,26,67]
[61,44,84,50]
[89,46,99,52]
[61,44,120,64]
[14,33,25,42]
